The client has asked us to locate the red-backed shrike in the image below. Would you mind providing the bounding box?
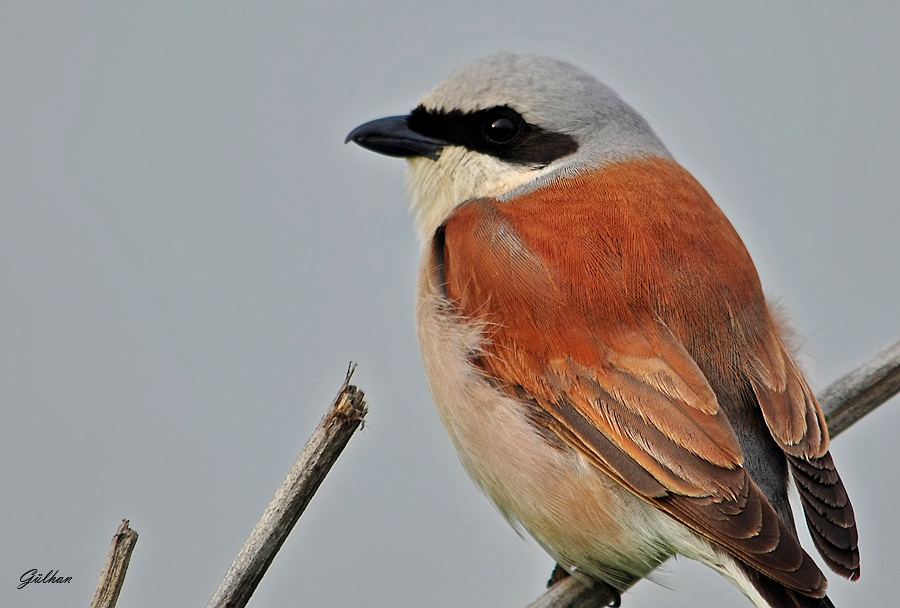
[347,54,858,608]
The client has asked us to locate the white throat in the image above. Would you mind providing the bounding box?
[405,146,548,242]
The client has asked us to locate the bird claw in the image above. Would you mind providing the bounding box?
[547,563,571,587]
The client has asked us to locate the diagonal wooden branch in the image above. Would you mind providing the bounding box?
[89,519,139,608]
[817,339,900,437]
[527,337,900,608]
[206,365,368,608]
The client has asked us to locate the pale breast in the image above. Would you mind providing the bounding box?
[413,254,711,587]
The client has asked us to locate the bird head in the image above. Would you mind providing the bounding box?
[347,53,669,240]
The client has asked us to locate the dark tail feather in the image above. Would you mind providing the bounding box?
[788,452,860,580]
[741,562,837,608]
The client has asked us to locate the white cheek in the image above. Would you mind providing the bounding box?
[405,147,542,242]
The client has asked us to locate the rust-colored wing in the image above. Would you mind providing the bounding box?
[746,323,859,579]
[434,157,844,596]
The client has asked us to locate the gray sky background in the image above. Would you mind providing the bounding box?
[2,2,898,607]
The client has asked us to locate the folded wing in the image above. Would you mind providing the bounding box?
[434,158,857,596]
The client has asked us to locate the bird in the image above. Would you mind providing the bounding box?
[345,53,859,607]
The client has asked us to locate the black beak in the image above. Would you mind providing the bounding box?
[345,115,445,161]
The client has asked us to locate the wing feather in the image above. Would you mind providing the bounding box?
[437,157,842,595]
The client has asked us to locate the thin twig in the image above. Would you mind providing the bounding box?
[89,519,139,608]
[818,338,900,436]
[206,365,368,608]
[526,575,623,608]
[527,337,900,608]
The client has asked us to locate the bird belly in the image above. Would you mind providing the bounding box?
[414,265,715,587]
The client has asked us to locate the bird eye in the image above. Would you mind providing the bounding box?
[481,114,521,145]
